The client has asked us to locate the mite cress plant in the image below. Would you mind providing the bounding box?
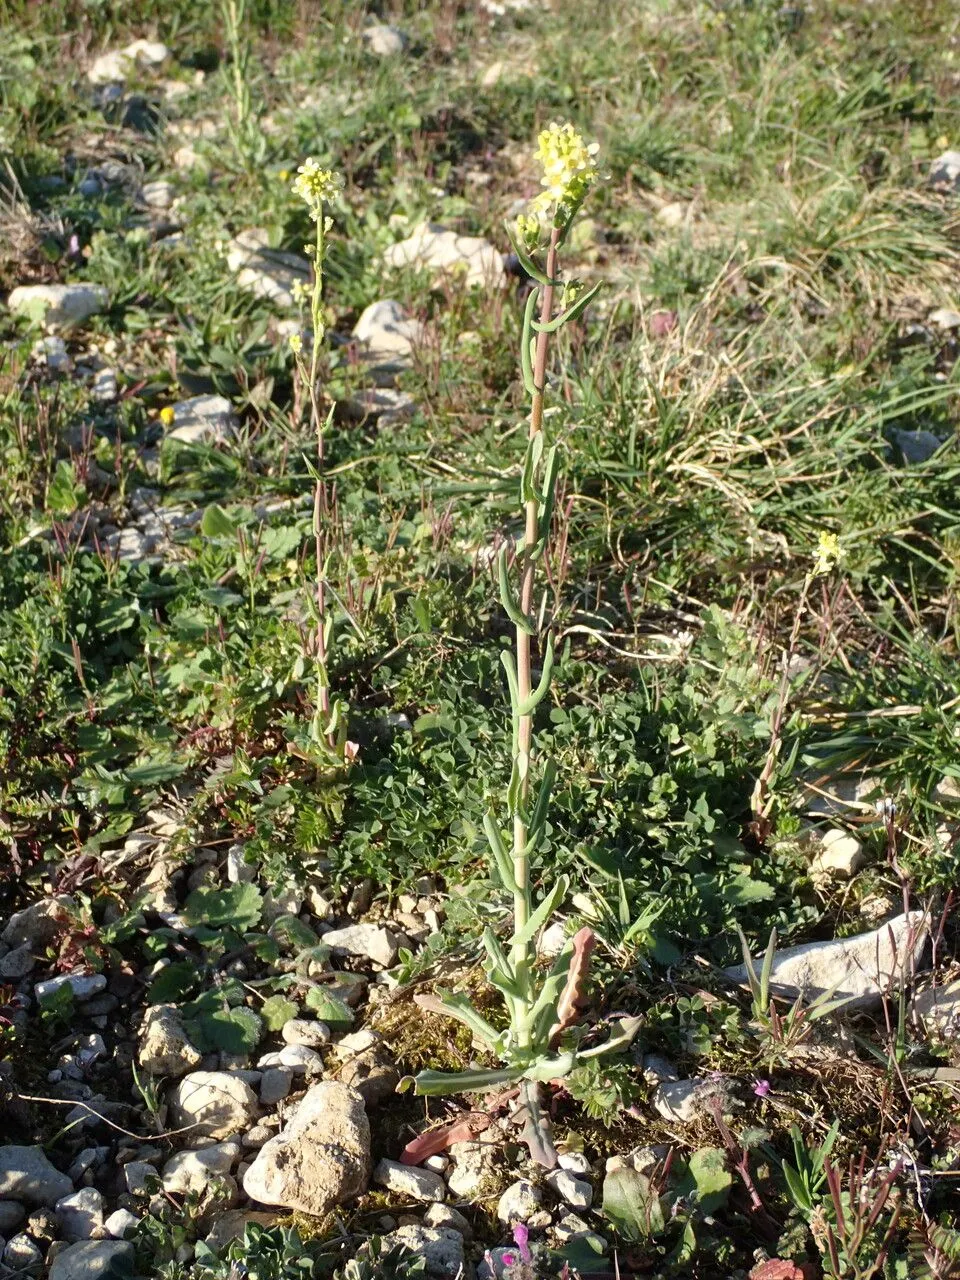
[401,124,640,1166]
[288,158,356,766]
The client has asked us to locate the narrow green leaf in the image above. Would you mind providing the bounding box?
[432,990,501,1050]
[498,546,534,635]
[483,812,519,894]
[411,1066,523,1095]
[519,634,554,715]
[503,220,561,287]
[500,649,521,711]
[532,281,603,333]
[760,926,778,1007]
[520,287,538,396]
[576,1015,643,1061]
[535,444,561,550]
[521,430,545,504]
[527,757,556,842]
[736,926,762,1004]
[509,874,569,949]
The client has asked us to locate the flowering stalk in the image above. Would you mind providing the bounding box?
[290,160,351,761]
[406,123,638,1164]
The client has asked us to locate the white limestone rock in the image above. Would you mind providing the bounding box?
[169,1071,259,1139]
[0,1146,73,1206]
[242,1082,370,1216]
[88,40,170,84]
[166,394,237,446]
[384,222,507,289]
[726,911,929,1010]
[352,299,425,381]
[322,923,399,968]
[374,1159,446,1202]
[226,229,310,309]
[55,1187,105,1241]
[161,1142,240,1199]
[48,1240,134,1280]
[380,1226,465,1280]
[342,386,417,427]
[8,284,108,331]
[912,980,960,1037]
[3,896,74,948]
[496,1178,542,1224]
[363,24,407,56]
[35,972,107,1003]
[138,1004,202,1077]
[809,828,865,879]
[653,1075,735,1124]
[930,150,960,192]
[546,1168,592,1208]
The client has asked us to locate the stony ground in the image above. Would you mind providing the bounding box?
[3,2,960,1279]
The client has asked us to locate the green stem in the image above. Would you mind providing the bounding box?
[510,225,561,1041]
[309,210,332,741]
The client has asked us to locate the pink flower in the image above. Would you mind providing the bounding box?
[753,1079,771,1097]
[512,1224,531,1263]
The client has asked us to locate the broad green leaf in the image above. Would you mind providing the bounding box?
[304,986,355,1028]
[183,882,263,931]
[125,761,186,787]
[146,961,199,1004]
[723,874,776,905]
[684,1146,732,1214]
[260,995,299,1032]
[201,503,237,539]
[48,460,85,515]
[558,1235,608,1276]
[602,1165,665,1241]
[186,1005,263,1054]
[269,914,320,951]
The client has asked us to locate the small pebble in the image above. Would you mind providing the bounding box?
[374,1159,446,1203]
[281,1019,331,1048]
[547,1168,593,1209]
[104,1209,139,1239]
[259,1067,293,1105]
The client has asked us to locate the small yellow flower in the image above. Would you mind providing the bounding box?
[532,121,600,214]
[289,333,302,355]
[159,406,176,427]
[515,211,543,252]
[812,530,845,576]
[292,158,343,219]
[278,168,290,182]
[291,279,310,306]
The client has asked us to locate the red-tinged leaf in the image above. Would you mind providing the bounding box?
[749,1261,817,1280]
[400,1114,492,1165]
[549,927,595,1047]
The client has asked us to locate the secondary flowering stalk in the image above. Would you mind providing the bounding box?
[511,221,560,1028]
[508,124,599,1038]
[290,159,349,759]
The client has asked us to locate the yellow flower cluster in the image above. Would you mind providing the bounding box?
[533,121,599,212]
[812,530,845,576]
[292,159,343,218]
[159,406,176,427]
